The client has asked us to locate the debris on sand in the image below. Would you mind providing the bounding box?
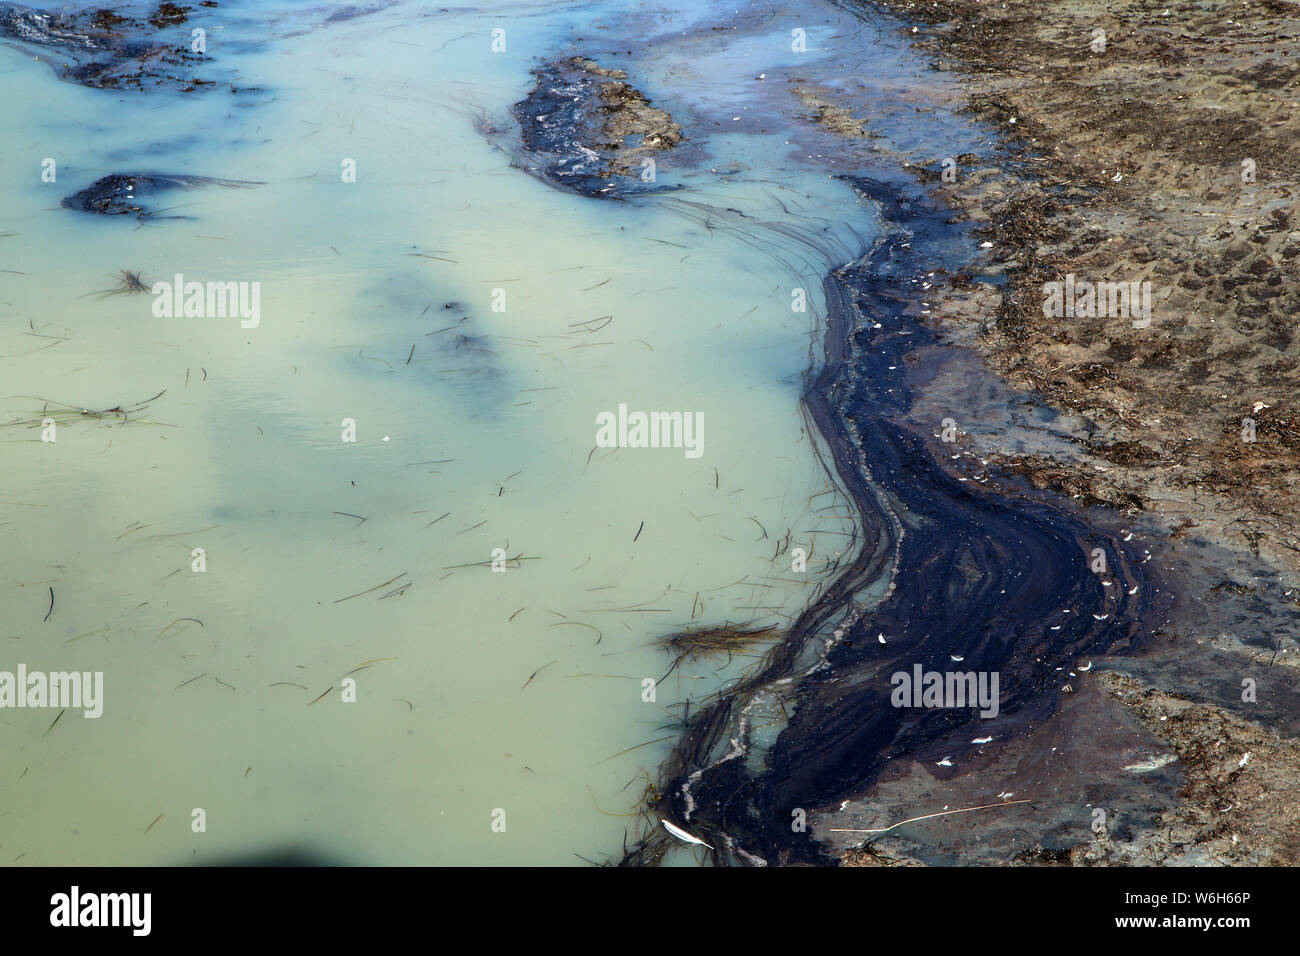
[793,86,876,140]
[510,56,685,198]
[1015,672,1300,865]
[876,0,1300,572]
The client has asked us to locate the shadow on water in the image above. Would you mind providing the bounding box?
[620,176,1161,866]
[190,846,351,866]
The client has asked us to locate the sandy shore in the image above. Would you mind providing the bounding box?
[831,0,1300,865]
[877,0,1300,569]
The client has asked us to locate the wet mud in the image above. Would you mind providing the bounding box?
[510,56,685,199]
[0,1,230,91]
[844,0,1300,865]
[866,0,1300,575]
[61,173,259,219]
[619,177,1162,866]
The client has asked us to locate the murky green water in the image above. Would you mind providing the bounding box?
[0,0,966,864]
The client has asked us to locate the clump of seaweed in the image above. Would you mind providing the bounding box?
[95,269,151,296]
[115,269,150,292]
[661,624,778,662]
[148,2,190,28]
[1,389,169,430]
[90,9,129,30]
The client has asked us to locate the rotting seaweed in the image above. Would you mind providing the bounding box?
[661,624,778,663]
[620,177,1161,866]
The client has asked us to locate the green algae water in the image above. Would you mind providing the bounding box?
[0,0,963,864]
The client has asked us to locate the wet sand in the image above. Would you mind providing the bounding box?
[827,0,1300,865]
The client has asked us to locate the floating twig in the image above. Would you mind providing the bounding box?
[158,617,204,638]
[342,657,397,678]
[333,572,407,603]
[551,620,603,644]
[568,314,613,333]
[522,660,558,690]
[597,735,674,764]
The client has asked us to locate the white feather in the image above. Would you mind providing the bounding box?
[661,819,713,849]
